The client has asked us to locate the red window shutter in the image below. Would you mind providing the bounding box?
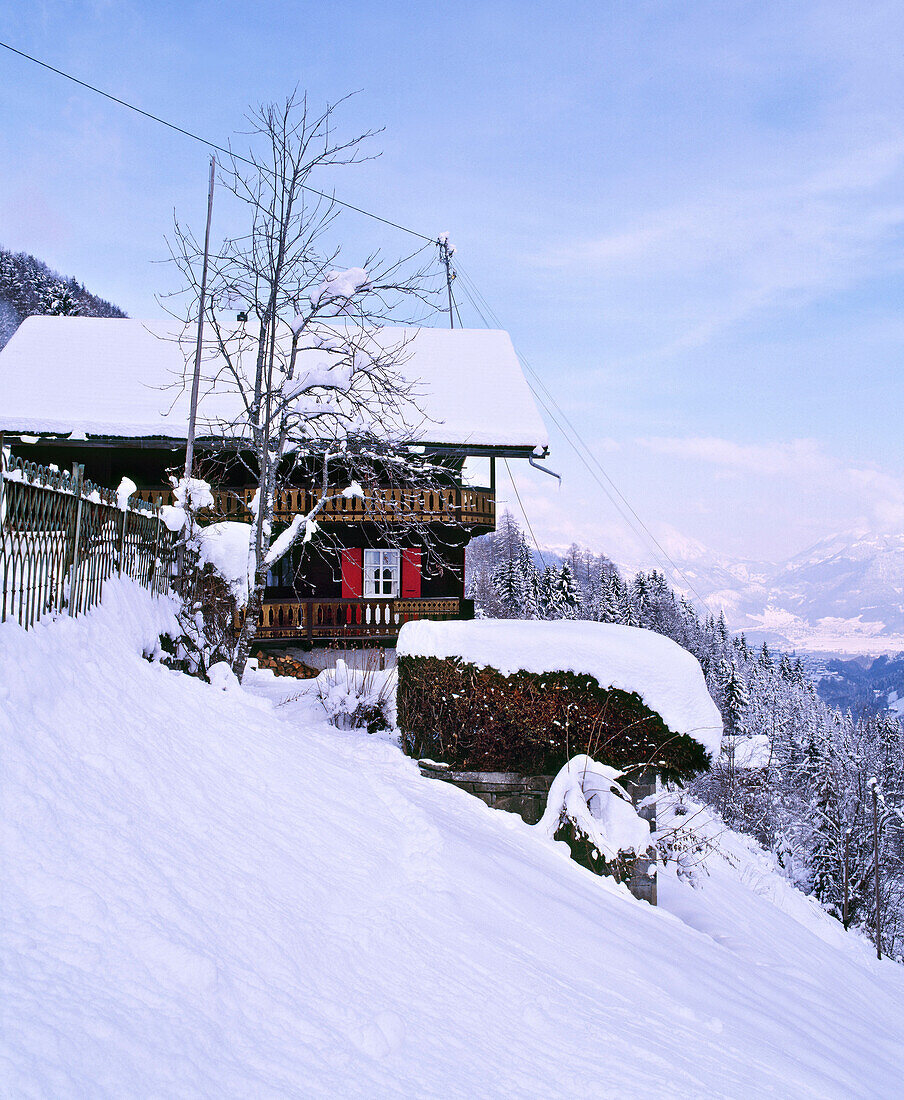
[341,548,363,598]
[401,549,422,598]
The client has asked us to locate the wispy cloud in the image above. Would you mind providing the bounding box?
[534,140,904,358]
[636,437,830,478]
[637,435,904,530]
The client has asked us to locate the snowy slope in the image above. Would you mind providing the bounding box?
[3,583,904,1098]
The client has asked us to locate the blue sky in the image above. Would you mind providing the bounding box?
[3,1,904,564]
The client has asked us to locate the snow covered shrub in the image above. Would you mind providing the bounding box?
[653,795,714,886]
[316,658,396,734]
[163,510,251,678]
[162,562,240,677]
[690,759,777,848]
[536,755,651,883]
[207,660,241,692]
[397,656,711,780]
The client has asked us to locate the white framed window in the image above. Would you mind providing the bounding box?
[363,549,400,598]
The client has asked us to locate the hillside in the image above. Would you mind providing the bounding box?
[815,652,904,716]
[561,527,904,655]
[3,581,904,1097]
[0,247,125,349]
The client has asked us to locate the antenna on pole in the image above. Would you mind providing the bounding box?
[184,154,216,482]
[437,233,456,329]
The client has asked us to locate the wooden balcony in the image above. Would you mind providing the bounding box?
[239,596,465,642]
[137,485,495,530]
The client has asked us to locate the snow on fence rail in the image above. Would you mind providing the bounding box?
[0,450,176,629]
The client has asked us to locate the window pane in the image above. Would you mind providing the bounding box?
[362,549,400,597]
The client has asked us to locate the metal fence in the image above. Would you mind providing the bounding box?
[1,451,176,629]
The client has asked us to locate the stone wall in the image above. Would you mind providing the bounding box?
[417,762,658,904]
[417,763,553,825]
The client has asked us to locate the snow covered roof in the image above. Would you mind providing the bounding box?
[0,317,548,452]
[397,619,724,758]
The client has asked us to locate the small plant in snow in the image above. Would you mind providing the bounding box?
[316,656,396,734]
[653,792,719,886]
[158,476,241,678]
[536,754,651,883]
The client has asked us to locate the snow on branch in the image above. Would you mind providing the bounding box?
[537,755,651,861]
[309,267,370,311]
[264,513,319,567]
[160,476,215,533]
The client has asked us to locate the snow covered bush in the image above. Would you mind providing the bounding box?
[316,658,396,734]
[536,755,651,883]
[653,795,716,886]
[160,497,251,677]
[396,620,721,781]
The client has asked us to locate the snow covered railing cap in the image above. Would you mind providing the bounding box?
[397,619,724,759]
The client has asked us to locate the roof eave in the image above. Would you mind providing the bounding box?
[1,430,549,459]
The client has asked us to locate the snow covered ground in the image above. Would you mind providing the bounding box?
[3,581,904,1098]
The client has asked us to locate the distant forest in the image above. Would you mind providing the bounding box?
[0,247,126,349]
[468,510,904,958]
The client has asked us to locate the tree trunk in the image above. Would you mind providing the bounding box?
[233,565,268,681]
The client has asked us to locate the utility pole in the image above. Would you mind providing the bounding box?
[870,778,882,960]
[438,235,456,329]
[184,154,217,483]
[842,828,850,930]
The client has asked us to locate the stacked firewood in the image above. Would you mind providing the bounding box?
[254,653,319,679]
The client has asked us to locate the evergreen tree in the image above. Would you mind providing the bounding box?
[0,247,125,349]
[806,729,845,915]
[558,562,582,618]
[491,557,526,619]
[629,573,649,628]
[517,539,541,618]
[46,286,81,316]
[466,565,494,618]
[537,566,557,619]
[593,567,624,623]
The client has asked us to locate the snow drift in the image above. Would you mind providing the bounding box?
[2,583,904,1097]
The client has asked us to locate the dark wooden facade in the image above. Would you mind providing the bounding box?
[17,437,491,647]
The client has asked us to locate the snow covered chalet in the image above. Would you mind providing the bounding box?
[0,316,549,646]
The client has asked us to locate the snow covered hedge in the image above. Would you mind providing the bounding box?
[396,620,722,781]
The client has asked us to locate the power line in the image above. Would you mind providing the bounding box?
[0,39,435,245]
[3,39,705,602]
[522,363,707,605]
[454,262,707,606]
[503,458,547,569]
[494,326,703,599]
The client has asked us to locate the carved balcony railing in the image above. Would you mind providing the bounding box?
[236,596,464,641]
[136,485,495,530]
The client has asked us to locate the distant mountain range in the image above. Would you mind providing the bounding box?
[535,525,904,714]
[538,525,904,656]
[635,529,904,656]
[806,652,904,718]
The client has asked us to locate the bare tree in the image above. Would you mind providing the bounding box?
[169,93,454,677]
